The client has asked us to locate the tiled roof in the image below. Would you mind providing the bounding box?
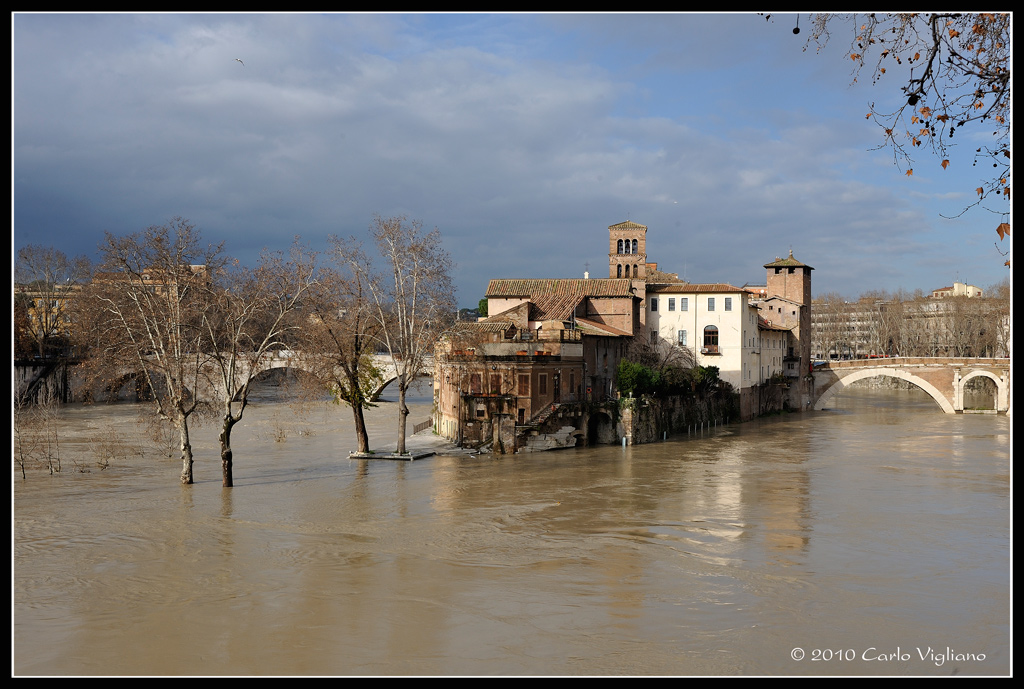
[486,278,634,297]
[487,278,635,322]
[608,220,648,231]
[574,317,631,337]
[764,250,814,270]
[646,282,746,294]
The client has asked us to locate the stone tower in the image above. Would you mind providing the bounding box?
[765,250,814,405]
[608,220,648,280]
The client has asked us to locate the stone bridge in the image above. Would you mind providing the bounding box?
[29,352,434,404]
[192,352,434,402]
[811,357,1010,414]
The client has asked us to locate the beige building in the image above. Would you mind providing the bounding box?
[646,249,814,417]
[931,281,984,299]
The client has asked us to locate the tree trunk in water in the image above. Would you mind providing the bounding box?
[396,381,408,455]
[352,405,370,453]
[179,421,194,485]
[220,415,237,487]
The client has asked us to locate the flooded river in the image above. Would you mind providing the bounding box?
[13,384,1011,676]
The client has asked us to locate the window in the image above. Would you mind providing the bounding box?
[680,297,688,311]
[703,325,719,353]
[708,297,715,311]
[631,239,638,254]
[633,264,638,278]
[539,374,548,396]
[678,330,687,346]
[617,264,622,278]
[518,374,529,396]
[724,297,732,311]
[490,374,501,394]
[470,373,481,394]
[650,330,658,344]
[668,298,675,311]
[650,297,658,312]
[617,239,623,254]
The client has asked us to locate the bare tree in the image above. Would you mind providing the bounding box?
[201,240,318,487]
[15,245,92,359]
[83,217,223,485]
[363,216,456,455]
[301,238,384,454]
[812,292,853,359]
[985,278,1011,357]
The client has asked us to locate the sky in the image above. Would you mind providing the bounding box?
[12,12,1012,307]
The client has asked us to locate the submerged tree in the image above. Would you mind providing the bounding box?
[201,240,317,487]
[364,215,456,455]
[302,238,384,454]
[83,217,223,485]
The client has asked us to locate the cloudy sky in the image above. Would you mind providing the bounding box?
[13,12,1010,306]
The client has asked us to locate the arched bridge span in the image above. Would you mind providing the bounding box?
[811,358,1010,414]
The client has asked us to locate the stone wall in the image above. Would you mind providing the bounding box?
[618,393,739,445]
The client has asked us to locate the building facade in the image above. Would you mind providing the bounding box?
[435,221,816,450]
[433,277,641,452]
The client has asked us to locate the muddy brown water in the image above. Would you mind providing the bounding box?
[13,384,1011,676]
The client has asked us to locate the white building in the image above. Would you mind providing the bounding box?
[646,282,800,419]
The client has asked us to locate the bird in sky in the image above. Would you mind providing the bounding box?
[235,58,244,66]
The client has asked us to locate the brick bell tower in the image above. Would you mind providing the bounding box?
[608,220,648,281]
[608,220,648,326]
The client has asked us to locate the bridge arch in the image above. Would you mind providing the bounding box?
[238,365,324,402]
[813,368,955,413]
[958,369,1007,411]
[371,372,434,402]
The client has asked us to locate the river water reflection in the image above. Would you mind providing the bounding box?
[13,386,1011,676]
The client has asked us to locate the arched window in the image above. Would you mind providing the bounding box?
[617,264,623,278]
[633,264,638,278]
[703,325,719,353]
[617,239,623,254]
[631,239,638,254]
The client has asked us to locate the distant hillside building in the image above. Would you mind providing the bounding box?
[931,281,984,299]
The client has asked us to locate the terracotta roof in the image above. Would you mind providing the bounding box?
[574,317,631,337]
[608,220,648,231]
[486,278,633,297]
[764,250,814,270]
[647,282,746,294]
[487,278,636,322]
